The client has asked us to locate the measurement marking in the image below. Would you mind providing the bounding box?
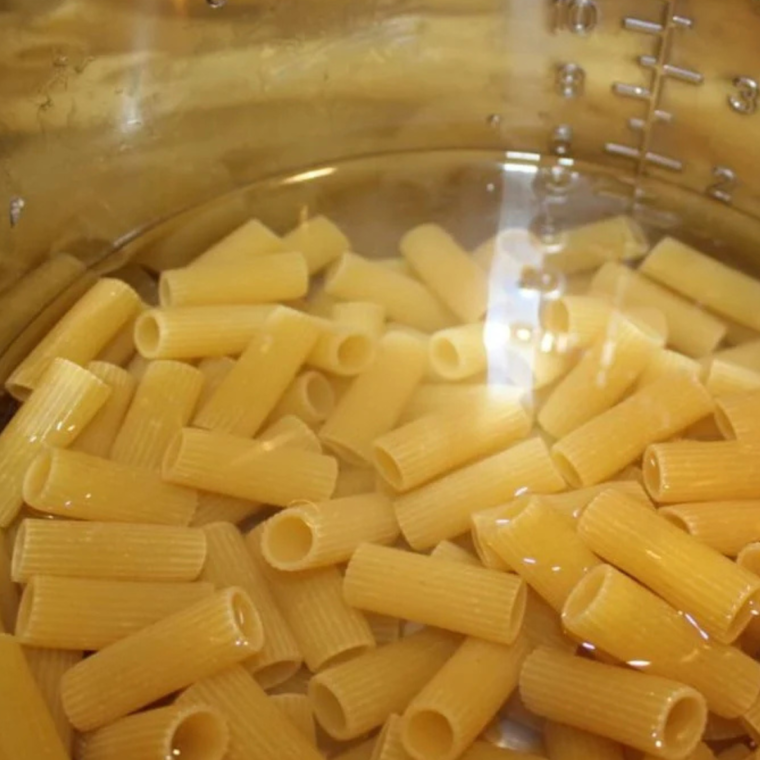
[638,56,703,84]
[604,143,683,172]
[707,166,738,203]
[671,15,694,29]
[628,111,673,130]
[623,17,663,34]
[613,83,652,100]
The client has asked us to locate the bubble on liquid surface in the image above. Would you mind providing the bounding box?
[207,0,227,7]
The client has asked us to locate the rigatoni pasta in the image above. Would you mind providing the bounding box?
[578,489,760,642]
[61,588,263,731]
[77,704,230,760]
[270,693,317,745]
[715,390,760,441]
[0,527,19,632]
[190,218,286,268]
[343,543,526,644]
[394,437,565,550]
[261,493,399,571]
[428,324,487,380]
[333,301,386,338]
[16,575,214,650]
[282,215,349,274]
[11,519,207,583]
[0,633,69,760]
[519,647,707,760]
[308,629,459,740]
[270,370,336,426]
[307,319,377,376]
[543,721,625,760]
[23,447,197,525]
[0,358,110,527]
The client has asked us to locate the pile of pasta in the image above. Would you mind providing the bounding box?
[1,212,760,760]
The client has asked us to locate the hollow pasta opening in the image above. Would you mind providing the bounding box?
[335,334,374,374]
[310,681,348,737]
[551,451,582,489]
[661,693,705,757]
[169,708,229,760]
[252,660,301,691]
[642,450,663,500]
[541,300,569,334]
[562,565,609,628]
[14,577,36,638]
[302,373,335,419]
[320,643,373,671]
[713,405,737,440]
[739,544,760,576]
[373,446,404,490]
[229,589,262,645]
[430,337,461,377]
[22,451,53,505]
[725,588,760,643]
[404,709,455,759]
[263,513,315,568]
[134,312,162,358]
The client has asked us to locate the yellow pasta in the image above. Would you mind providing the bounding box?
[110,359,203,469]
[715,390,760,442]
[192,492,263,527]
[644,441,760,503]
[332,466,378,497]
[11,519,207,583]
[95,309,140,366]
[371,714,411,760]
[590,263,726,357]
[520,647,707,760]
[320,331,427,464]
[714,340,760,374]
[461,742,548,760]
[270,370,336,426]
[307,319,377,376]
[78,703,229,760]
[394,437,565,550]
[541,295,614,349]
[0,527,19,632]
[562,564,760,717]
[16,575,214,650]
[24,646,82,753]
[201,522,302,689]
[163,427,336,506]
[24,447,197,524]
[333,301,387,339]
[538,313,662,437]
[191,218,286,268]
[344,543,525,644]
[366,612,402,646]
[431,540,482,566]
[195,306,320,436]
[641,237,760,331]
[177,665,324,760]
[375,392,531,492]
[543,721,625,760]
[660,501,760,556]
[401,634,531,760]
[400,224,488,323]
[160,253,309,307]
[61,588,263,731]
[271,693,317,745]
[247,526,374,671]
[636,349,702,389]
[308,628,459,740]
[376,257,417,277]
[127,352,150,380]
[334,738,379,760]
[536,481,652,525]
[196,356,236,408]
[543,215,649,274]
[282,215,349,274]
[578,489,760,642]
[741,693,760,743]
[7,278,142,399]
[400,383,524,423]
[262,493,399,571]
[490,497,601,611]
[703,359,760,397]
[73,361,137,456]
[135,305,274,360]
[0,633,69,760]
[304,288,337,317]
[270,666,312,696]
[324,253,455,332]
[0,358,111,527]
[552,372,714,487]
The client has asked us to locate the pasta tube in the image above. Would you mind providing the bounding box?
[519,647,706,760]
[270,371,336,426]
[578,489,760,642]
[343,543,526,644]
[61,588,264,731]
[24,447,197,525]
[77,704,229,760]
[552,372,713,487]
[282,215,349,274]
[401,634,531,760]
[394,437,565,550]
[11,519,206,583]
[308,629,459,740]
[428,324,487,380]
[270,693,317,745]
[0,527,18,632]
[372,714,411,760]
[307,319,377,376]
[541,295,614,349]
[333,301,386,338]
[0,358,110,527]
[716,391,760,442]
[320,331,427,465]
[562,564,760,717]
[262,493,399,571]
[191,218,286,268]
[0,633,69,760]
[543,721,625,760]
